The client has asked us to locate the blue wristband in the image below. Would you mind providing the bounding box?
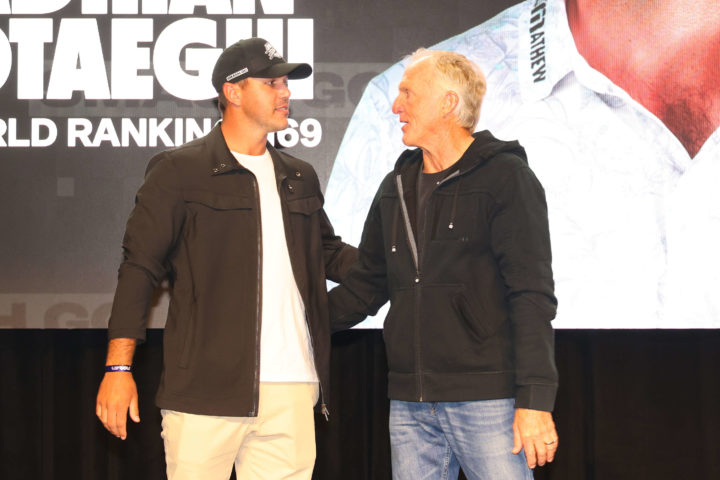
[105,364,132,372]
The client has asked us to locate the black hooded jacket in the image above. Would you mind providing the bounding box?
[330,130,558,411]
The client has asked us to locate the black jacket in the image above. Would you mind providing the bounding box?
[108,125,356,417]
[330,131,558,411]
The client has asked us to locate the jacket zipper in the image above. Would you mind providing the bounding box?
[395,168,462,402]
[306,312,329,420]
[279,173,330,420]
[318,369,329,420]
[395,174,423,401]
[250,175,262,417]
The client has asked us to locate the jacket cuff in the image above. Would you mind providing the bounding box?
[514,383,557,412]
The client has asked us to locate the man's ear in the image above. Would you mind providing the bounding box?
[223,82,242,106]
[442,91,460,118]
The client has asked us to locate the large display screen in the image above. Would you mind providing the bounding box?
[1,0,717,328]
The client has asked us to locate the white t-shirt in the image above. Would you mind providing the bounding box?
[232,150,318,382]
[325,0,720,328]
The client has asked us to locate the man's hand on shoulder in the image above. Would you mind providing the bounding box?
[512,408,558,469]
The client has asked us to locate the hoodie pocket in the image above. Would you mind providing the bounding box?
[382,287,415,373]
[421,284,506,372]
[452,292,491,341]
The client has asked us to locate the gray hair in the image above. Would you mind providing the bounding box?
[408,49,487,131]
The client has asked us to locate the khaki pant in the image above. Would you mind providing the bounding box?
[161,382,319,480]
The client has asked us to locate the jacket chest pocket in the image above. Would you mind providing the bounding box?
[430,192,482,243]
[286,194,323,244]
[287,194,322,217]
[185,191,255,211]
[184,191,255,238]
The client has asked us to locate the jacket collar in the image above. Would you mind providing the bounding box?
[206,123,240,176]
[205,123,305,185]
[394,130,526,180]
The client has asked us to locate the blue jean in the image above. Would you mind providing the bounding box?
[389,398,533,480]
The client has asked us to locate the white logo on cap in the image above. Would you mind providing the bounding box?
[226,68,249,82]
[264,42,282,60]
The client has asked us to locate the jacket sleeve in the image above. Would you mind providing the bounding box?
[107,153,186,342]
[490,161,558,412]
[318,201,359,284]
[328,180,391,332]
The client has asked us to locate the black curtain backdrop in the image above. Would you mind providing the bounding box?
[1,329,719,480]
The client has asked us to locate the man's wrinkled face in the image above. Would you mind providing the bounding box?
[392,59,446,148]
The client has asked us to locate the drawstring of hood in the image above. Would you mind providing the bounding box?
[448,177,461,231]
[388,130,527,267]
[391,201,400,253]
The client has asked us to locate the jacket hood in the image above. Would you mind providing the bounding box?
[393,130,528,176]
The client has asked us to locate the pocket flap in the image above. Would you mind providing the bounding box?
[287,195,322,215]
[185,191,254,210]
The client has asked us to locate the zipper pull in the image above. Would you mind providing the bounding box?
[321,403,330,421]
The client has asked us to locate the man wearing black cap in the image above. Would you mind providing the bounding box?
[95,38,356,479]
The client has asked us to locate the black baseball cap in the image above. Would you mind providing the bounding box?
[211,38,312,93]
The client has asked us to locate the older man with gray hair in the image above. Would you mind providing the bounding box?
[329,49,559,479]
